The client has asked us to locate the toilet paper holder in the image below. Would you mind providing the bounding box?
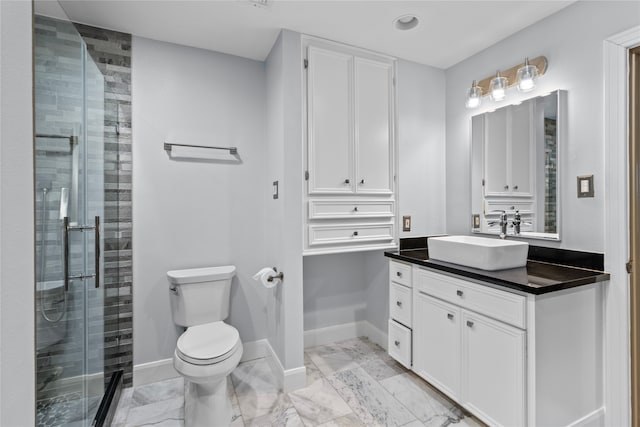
[268,268,284,283]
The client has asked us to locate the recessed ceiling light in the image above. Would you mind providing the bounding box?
[394,15,419,31]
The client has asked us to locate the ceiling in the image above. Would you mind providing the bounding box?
[55,0,574,69]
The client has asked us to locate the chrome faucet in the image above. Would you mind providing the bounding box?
[499,211,508,239]
[513,210,522,236]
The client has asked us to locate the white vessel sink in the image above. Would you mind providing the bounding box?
[428,235,528,271]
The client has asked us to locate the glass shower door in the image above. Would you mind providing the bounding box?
[34,14,105,426]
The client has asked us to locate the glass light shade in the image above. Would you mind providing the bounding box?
[490,71,507,101]
[516,58,538,92]
[465,81,482,109]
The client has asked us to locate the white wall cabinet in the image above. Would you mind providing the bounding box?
[304,37,396,255]
[388,261,605,427]
[484,102,534,198]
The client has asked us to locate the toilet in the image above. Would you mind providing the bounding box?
[167,265,242,427]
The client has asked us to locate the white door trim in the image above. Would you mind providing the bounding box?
[603,25,640,427]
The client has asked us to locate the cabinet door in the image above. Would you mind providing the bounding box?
[413,291,461,400]
[510,102,533,196]
[462,311,526,427]
[307,46,354,194]
[354,58,393,194]
[484,108,508,196]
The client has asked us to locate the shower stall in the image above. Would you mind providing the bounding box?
[34,9,122,427]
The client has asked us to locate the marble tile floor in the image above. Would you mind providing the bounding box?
[112,337,485,427]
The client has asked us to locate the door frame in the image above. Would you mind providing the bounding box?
[629,45,640,427]
[604,25,640,427]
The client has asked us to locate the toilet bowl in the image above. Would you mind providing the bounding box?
[167,266,241,427]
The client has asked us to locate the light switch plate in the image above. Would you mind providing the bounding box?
[402,216,411,232]
[577,175,594,198]
[472,214,481,229]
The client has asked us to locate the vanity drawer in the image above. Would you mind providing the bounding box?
[308,223,393,246]
[388,319,412,368]
[309,200,394,219]
[389,260,412,287]
[390,282,412,327]
[414,268,526,329]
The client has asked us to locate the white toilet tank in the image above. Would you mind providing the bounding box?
[167,265,236,327]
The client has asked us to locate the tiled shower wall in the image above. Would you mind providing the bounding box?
[74,22,134,388]
[34,15,133,398]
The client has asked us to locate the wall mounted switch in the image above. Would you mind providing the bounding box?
[577,175,594,198]
[472,214,481,229]
[403,215,411,232]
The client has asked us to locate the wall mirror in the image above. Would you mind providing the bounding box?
[471,90,566,241]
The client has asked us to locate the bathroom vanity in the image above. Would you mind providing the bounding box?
[385,240,609,427]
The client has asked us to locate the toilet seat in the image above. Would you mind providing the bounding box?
[177,321,240,366]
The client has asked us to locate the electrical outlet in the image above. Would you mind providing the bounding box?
[402,216,411,232]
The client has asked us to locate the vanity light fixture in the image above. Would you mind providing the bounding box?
[465,80,482,109]
[465,56,548,108]
[394,15,419,31]
[516,57,538,92]
[489,70,508,101]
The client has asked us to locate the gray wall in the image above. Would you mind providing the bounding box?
[132,36,269,365]
[397,59,447,238]
[264,30,305,370]
[0,0,35,424]
[445,0,640,252]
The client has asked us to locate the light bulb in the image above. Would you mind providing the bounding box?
[465,80,482,109]
[516,58,538,92]
[489,70,508,101]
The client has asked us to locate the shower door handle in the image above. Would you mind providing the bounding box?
[94,216,100,289]
[62,216,101,290]
[63,216,70,292]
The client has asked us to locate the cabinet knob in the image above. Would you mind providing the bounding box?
[504,185,509,190]
[466,320,474,328]
[354,206,358,212]
[353,231,359,237]
[456,290,464,297]
[514,185,519,190]
[394,340,400,346]
[344,179,350,184]
[396,271,402,277]
[360,179,365,184]
[396,301,402,307]
[447,313,454,320]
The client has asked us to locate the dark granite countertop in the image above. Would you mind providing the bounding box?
[385,248,610,295]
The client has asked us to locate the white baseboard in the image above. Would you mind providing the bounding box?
[566,407,605,427]
[133,358,178,387]
[304,320,388,350]
[264,339,307,393]
[133,339,269,387]
[241,339,268,362]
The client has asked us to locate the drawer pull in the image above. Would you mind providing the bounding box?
[394,340,400,346]
[360,179,365,184]
[447,313,454,320]
[344,179,350,184]
[354,206,358,212]
[504,185,509,190]
[467,320,474,328]
[456,290,464,297]
[396,301,402,307]
[396,271,402,277]
[514,185,519,190]
[353,231,359,237]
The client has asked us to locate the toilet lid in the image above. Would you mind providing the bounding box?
[177,322,240,365]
